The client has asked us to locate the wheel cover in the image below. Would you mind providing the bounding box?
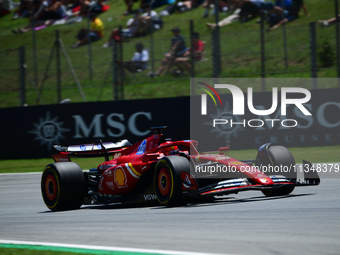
[45,174,57,201]
[158,167,171,197]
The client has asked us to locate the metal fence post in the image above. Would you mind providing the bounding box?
[31,5,43,91]
[281,0,288,68]
[118,26,124,100]
[19,46,26,107]
[190,19,195,78]
[32,20,38,91]
[309,22,318,89]
[260,11,266,91]
[149,21,155,77]
[87,13,93,81]
[56,30,61,103]
[335,0,340,85]
[112,40,118,100]
[211,0,221,78]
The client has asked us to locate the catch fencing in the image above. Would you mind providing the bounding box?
[1,14,340,107]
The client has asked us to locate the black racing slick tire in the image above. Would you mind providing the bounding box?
[262,183,295,197]
[153,156,190,206]
[261,145,296,197]
[41,162,86,211]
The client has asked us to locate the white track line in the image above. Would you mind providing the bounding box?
[0,239,230,255]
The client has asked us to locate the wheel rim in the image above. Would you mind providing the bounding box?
[158,167,171,197]
[45,174,57,201]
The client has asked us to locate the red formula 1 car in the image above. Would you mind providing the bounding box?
[41,126,320,211]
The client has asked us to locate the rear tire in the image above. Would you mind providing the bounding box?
[153,156,190,206]
[41,162,86,211]
[261,145,296,197]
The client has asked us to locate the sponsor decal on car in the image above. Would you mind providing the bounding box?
[98,163,116,172]
[215,155,228,160]
[182,174,192,189]
[54,157,70,162]
[106,181,114,190]
[136,139,147,155]
[107,170,113,177]
[229,161,243,165]
[125,163,142,178]
[143,194,157,201]
[181,172,196,190]
[113,152,121,159]
[114,166,128,188]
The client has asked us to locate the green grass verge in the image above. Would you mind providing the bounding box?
[0,145,338,174]
[0,243,163,255]
[0,247,90,255]
[0,157,104,173]
[226,145,340,164]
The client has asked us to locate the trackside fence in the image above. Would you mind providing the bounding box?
[1,19,340,108]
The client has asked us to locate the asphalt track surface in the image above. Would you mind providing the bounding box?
[1,166,339,255]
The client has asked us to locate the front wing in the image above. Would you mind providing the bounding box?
[196,161,320,197]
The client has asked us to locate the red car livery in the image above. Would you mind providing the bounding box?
[41,126,320,211]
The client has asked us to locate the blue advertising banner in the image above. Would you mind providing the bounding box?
[0,97,190,159]
[0,86,339,159]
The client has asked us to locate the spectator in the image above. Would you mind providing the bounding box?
[102,10,145,47]
[202,0,227,18]
[174,32,205,74]
[140,4,163,34]
[267,0,305,31]
[123,0,164,15]
[38,0,67,22]
[206,0,269,23]
[225,0,243,11]
[275,0,308,18]
[206,8,241,29]
[266,5,285,31]
[274,0,307,16]
[288,0,308,18]
[72,14,103,48]
[11,0,67,33]
[159,0,204,17]
[275,0,292,9]
[319,14,340,27]
[122,42,149,73]
[239,0,265,22]
[103,7,162,47]
[206,0,273,29]
[11,0,40,19]
[76,0,104,17]
[152,27,187,77]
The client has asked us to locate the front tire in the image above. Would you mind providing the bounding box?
[262,183,295,197]
[153,156,190,206]
[41,162,86,211]
[260,145,296,197]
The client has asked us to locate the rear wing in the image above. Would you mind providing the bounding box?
[52,139,131,162]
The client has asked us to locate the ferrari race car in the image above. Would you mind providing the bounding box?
[41,126,320,211]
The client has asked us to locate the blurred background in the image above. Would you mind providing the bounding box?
[0,0,338,107]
